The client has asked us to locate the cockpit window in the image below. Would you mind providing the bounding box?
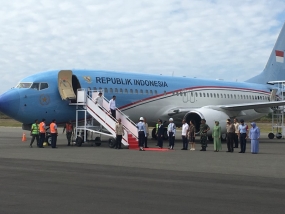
[40,83,48,90]
[16,83,32,88]
[31,83,40,90]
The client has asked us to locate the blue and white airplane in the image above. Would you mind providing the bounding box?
[1,23,285,139]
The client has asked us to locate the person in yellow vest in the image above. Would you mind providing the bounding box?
[50,119,58,148]
[30,119,40,148]
[39,118,46,148]
[63,120,74,146]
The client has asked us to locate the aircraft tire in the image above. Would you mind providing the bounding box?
[152,128,157,139]
[108,138,116,148]
[276,132,282,139]
[47,136,52,146]
[221,133,227,142]
[76,136,83,147]
[163,128,168,140]
[268,133,274,139]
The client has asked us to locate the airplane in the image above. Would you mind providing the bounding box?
[1,23,285,142]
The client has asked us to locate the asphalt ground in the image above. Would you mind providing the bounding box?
[0,127,285,214]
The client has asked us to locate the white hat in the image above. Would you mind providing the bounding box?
[140,117,144,120]
[169,118,173,121]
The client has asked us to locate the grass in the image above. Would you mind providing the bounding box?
[0,119,22,127]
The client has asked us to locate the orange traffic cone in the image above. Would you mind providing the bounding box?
[22,133,27,142]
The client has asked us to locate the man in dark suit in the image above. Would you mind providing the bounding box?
[157,119,164,148]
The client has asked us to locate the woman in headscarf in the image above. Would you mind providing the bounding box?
[212,121,222,152]
[188,120,196,150]
[249,122,260,154]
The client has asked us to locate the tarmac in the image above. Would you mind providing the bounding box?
[0,127,285,214]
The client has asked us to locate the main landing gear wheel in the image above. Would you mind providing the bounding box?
[108,138,116,148]
[152,128,157,139]
[76,136,83,147]
[268,133,274,139]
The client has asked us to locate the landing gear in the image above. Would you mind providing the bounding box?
[76,136,83,147]
[152,128,157,139]
[108,138,116,148]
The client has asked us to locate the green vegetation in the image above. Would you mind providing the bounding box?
[0,112,21,127]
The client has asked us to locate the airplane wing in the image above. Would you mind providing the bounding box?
[218,100,285,111]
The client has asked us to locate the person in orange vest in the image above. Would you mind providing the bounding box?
[50,119,58,148]
[39,118,46,148]
[30,119,39,148]
[63,120,74,146]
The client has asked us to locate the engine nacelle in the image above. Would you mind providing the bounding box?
[184,108,229,135]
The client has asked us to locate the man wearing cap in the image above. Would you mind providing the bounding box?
[109,95,117,119]
[226,119,235,152]
[199,119,210,151]
[95,92,103,107]
[238,119,248,153]
[137,117,147,151]
[167,118,176,149]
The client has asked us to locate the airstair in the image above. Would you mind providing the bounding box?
[268,81,285,139]
[71,89,139,148]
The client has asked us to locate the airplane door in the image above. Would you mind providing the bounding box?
[58,70,77,100]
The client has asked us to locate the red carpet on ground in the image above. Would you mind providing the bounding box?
[129,147,171,151]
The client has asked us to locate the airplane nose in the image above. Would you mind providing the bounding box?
[0,90,20,118]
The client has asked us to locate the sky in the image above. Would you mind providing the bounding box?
[0,0,285,94]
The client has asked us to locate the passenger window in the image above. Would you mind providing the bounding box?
[231,94,233,99]
[217,94,219,98]
[146,90,148,94]
[115,88,118,93]
[104,88,108,93]
[135,89,138,94]
[110,88,113,93]
[214,93,216,98]
[93,87,97,91]
[130,89,133,94]
[200,93,202,97]
[207,93,209,97]
[140,89,143,94]
[40,83,48,90]
[195,92,198,97]
[119,88,123,93]
[124,89,128,94]
[210,93,212,98]
[234,95,236,99]
[150,90,153,95]
[155,90,157,95]
[31,83,40,90]
[220,94,223,98]
[203,93,205,97]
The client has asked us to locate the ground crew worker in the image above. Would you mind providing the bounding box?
[39,118,46,148]
[63,120,74,146]
[30,119,40,148]
[137,117,146,151]
[50,119,58,148]
[115,118,124,149]
[200,119,210,151]
[167,118,176,150]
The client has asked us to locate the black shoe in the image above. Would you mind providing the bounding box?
[29,145,32,148]
[226,151,231,152]
[239,151,242,153]
[144,147,149,148]
[39,147,44,148]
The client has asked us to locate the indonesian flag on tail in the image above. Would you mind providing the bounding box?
[275,50,284,63]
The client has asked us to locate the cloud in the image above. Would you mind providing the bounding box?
[0,0,284,93]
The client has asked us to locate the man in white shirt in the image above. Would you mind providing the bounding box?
[95,92,103,107]
[109,95,117,119]
[181,119,189,150]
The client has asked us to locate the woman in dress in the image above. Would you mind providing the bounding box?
[212,121,222,152]
[188,120,196,150]
[249,122,260,154]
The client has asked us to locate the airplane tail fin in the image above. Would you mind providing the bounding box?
[246,23,285,84]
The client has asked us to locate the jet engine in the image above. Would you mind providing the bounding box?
[184,108,229,135]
